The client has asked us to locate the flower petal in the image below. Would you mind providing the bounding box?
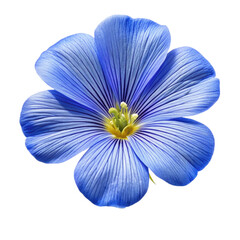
[35,34,114,115]
[94,15,170,105]
[74,137,149,208]
[129,118,214,186]
[20,90,108,163]
[133,47,220,122]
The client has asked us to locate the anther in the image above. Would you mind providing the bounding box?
[130,113,138,123]
[120,102,128,109]
[109,107,118,117]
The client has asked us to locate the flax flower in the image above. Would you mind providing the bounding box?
[20,15,220,207]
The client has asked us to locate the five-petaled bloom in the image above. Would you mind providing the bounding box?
[20,15,220,208]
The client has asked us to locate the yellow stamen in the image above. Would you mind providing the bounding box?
[106,102,139,139]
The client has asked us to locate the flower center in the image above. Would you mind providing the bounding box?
[105,102,139,139]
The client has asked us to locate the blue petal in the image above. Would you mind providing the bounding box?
[35,34,114,115]
[129,118,214,186]
[133,47,220,122]
[95,15,170,105]
[74,137,149,208]
[20,90,109,163]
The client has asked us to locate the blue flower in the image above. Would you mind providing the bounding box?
[20,15,220,208]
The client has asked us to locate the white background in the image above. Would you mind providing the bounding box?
[1,0,239,239]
